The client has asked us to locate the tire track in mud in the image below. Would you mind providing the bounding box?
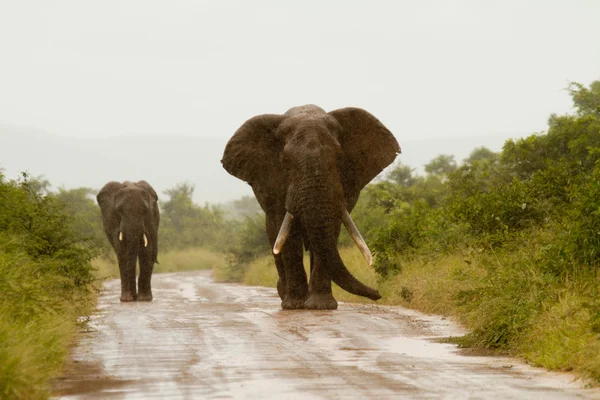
[53,270,597,400]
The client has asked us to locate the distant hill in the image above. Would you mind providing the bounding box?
[0,123,529,204]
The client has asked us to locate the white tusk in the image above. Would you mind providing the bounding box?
[342,209,373,266]
[119,232,123,241]
[143,234,148,248]
[273,212,294,254]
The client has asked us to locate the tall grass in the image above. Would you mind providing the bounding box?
[0,246,95,399]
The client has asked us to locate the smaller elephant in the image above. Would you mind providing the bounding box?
[97,180,160,302]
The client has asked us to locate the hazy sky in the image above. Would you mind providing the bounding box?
[1,0,599,142]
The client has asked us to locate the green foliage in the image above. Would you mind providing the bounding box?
[343,79,600,382]
[448,173,541,241]
[52,187,111,257]
[558,164,600,270]
[220,213,270,282]
[464,146,499,165]
[456,245,553,349]
[229,196,263,218]
[159,182,234,252]
[387,162,417,187]
[0,172,97,398]
[568,80,600,117]
[0,173,97,288]
[424,154,457,176]
[369,201,429,276]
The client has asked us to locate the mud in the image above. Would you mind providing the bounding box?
[53,270,598,399]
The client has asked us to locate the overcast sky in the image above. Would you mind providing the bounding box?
[1,1,599,142]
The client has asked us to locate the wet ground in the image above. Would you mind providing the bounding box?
[53,270,598,399]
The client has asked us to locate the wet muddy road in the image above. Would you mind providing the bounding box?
[54,271,596,399]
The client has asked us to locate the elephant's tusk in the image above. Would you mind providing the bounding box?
[342,210,373,266]
[273,212,294,255]
[119,232,123,241]
[143,234,148,248]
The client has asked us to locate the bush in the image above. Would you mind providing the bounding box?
[0,173,97,398]
[159,183,235,252]
[217,213,270,282]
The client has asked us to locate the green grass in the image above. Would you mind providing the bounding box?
[0,250,94,400]
[520,279,600,383]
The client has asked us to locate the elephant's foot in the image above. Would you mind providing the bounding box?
[120,292,137,302]
[138,291,153,302]
[281,295,307,310]
[304,292,338,310]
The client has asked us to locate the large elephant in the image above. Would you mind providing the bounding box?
[222,105,400,310]
[97,180,160,302]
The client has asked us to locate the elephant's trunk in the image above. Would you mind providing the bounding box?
[119,219,148,248]
[294,174,380,301]
[118,219,147,272]
[307,225,381,300]
[116,221,144,300]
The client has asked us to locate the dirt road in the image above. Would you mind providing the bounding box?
[54,270,596,399]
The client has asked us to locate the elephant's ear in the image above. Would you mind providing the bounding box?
[329,107,400,195]
[221,114,287,187]
[96,181,122,213]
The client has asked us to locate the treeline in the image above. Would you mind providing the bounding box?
[23,181,260,258]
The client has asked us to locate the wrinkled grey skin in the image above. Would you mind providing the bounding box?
[222,105,400,310]
[97,181,160,302]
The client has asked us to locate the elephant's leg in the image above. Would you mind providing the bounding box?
[118,250,137,302]
[138,246,154,302]
[305,251,337,310]
[280,234,308,309]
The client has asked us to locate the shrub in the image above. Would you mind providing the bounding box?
[0,172,97,398]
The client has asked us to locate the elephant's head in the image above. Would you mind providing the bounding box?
[97,180,158,252]
[221,105,400,300]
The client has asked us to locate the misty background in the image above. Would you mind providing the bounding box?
[1,1,599,204]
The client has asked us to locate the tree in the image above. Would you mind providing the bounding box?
[232,196,263,218]
[464,147,499,165]
[160,182,233,251]
[53,187,109,256]
[387,162,417,187]
[424,154,457,176]
[161,182,197,233]
[568,80,600,117]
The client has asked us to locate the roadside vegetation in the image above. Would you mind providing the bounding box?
[1,80,598,397]
[220,80,600,384]
[0,174,97,399]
